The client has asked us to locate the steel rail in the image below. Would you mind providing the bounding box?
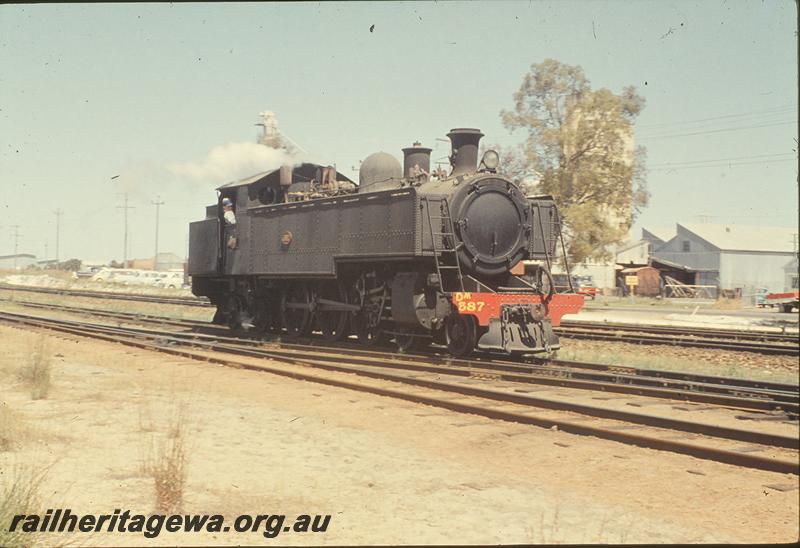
[4,300,798,408]
[1,310,797,474]
[0,283,211,307]
[0,284,800,356]
[561,319,799,343]
[556,327,799,356]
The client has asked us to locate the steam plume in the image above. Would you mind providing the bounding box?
[168,142,303,184]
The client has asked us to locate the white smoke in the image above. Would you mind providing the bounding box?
[168,142,303,184]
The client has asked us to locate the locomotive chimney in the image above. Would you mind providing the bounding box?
[401,142,432,180]
[447,128,484,176]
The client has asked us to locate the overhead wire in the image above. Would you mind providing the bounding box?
[647,152,797,168]
[648,157,796,171]
[637,120,797,140]
[636,104,797,129]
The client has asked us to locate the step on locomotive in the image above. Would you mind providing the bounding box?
[188,128,584,357]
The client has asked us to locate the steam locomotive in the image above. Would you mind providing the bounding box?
[188,128,584,357]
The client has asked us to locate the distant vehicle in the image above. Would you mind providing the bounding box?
[125,270,164,287]
[547,273,597,298]
[90,268,126,283]
[522,263,580,298]
[89,268,164,287]
[550,273,573,292]
[72,266,103,279]
[763,291,799,313]
[573,275,599,300]
[153,271,187,289]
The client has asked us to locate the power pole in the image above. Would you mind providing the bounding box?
[54,208,63,264]
[116,193,134,268]
[151,196,164,270]
[11,225,21,269]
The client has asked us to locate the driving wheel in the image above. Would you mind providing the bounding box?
[317,281,350,342]
[350,275,388,347]
[281,284,313,338]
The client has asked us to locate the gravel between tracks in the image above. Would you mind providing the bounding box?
[0,325,797,545]
[557,338,799,384]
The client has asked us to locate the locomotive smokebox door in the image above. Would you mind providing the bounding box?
[448,177,531,277]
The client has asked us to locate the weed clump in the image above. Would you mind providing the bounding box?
[142,407,189,513]
[0,465,46,548]
[19,336,53,400]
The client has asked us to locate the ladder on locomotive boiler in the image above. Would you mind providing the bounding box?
[422,196,465,293]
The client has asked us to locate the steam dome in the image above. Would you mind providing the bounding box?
[359,151,402,192]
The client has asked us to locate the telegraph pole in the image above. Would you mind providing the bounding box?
[151,197,164,270]
[116,193,134,268]
[54,208,63,264]
[11,225,21,269]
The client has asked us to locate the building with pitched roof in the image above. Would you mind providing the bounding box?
[0,253,37,270]
[651,223,798,293]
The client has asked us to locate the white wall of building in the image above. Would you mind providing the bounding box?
[567,261,617,290]
[719,251,795,293]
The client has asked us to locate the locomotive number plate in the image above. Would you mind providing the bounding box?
[453,292,486,313]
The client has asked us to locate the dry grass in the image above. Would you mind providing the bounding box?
[0,464,47,548]
[0,403,27,451]
[711,297,743,311]
[141,405,190,513]
[19,335,53,400]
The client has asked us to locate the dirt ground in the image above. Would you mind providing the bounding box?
[1,324,798,546]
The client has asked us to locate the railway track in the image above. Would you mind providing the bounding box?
[4,301,800,394]
[561,319,799,343]
[557,321,799,356]
[0,283,210,307]
[2,308,797,474]
[2,283,798,355]
[11,300,799,413]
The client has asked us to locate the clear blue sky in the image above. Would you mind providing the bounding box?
[1,1,797,263]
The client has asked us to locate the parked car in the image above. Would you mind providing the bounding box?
[127,270,165,287]
[550,273,573,293]
[90,268,126,283]
[72,266,103,279]
[153,271,186,289]
[89,268,162,287]
[573,275,599,300]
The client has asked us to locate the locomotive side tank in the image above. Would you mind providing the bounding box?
[188,127,584,357]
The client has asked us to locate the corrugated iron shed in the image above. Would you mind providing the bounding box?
[678,223,797,253]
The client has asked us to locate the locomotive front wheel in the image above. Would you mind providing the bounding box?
[281,285,313,338]
[445,314,477,358]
